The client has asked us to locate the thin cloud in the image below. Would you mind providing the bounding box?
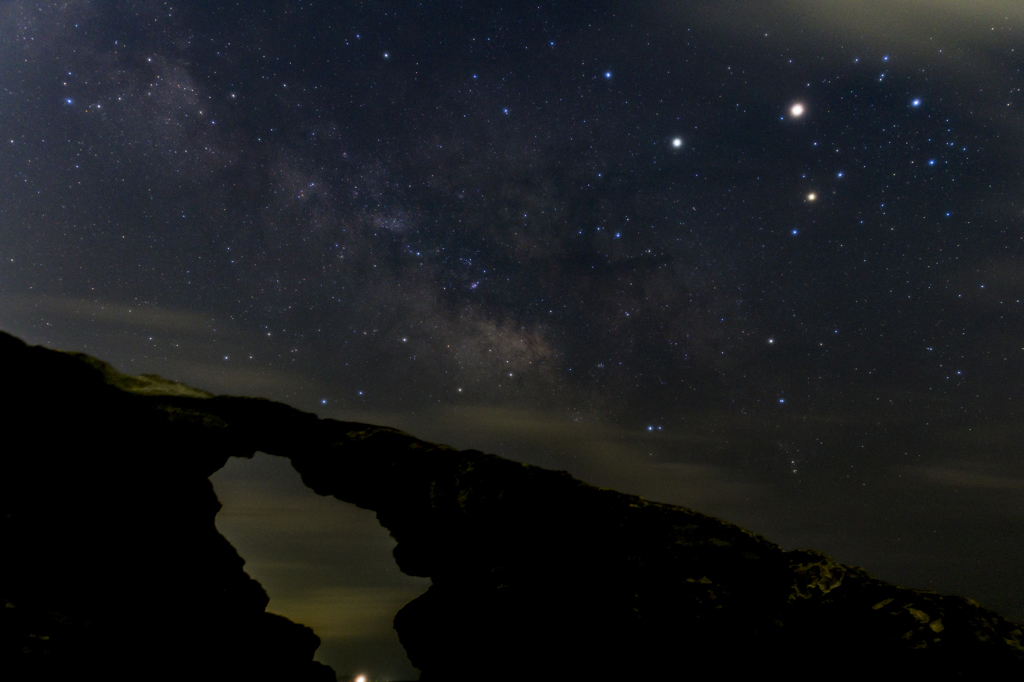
[677,1,1024,50]
[267,587,426,640]
[915,466,1024,491]
[0,294,214,333]
[665,0,1024,96]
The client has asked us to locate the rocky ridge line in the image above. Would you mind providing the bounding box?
[2,330,1022,679]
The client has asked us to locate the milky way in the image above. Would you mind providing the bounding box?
[2,1,1022,677]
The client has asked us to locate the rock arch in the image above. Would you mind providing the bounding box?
[3,330,1022,680]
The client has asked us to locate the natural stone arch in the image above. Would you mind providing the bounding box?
[3,330,1023,681]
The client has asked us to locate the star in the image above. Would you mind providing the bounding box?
[789,103,805,118]
[806,192,817,201]
[672,137,683,148]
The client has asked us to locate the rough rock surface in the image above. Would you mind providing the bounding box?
[2,330,1022,679]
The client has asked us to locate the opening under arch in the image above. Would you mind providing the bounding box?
[211,452,430,681]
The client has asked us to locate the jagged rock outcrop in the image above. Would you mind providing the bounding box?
[1,331,336,682]
[2,329,1022,680]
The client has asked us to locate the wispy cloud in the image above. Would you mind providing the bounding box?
[0,294,324,400]
[676,1,1024,53]
[663,0,1024,110]
[268,587,427,640]
[329,404,764,513]
[914,465,1024,491]
[0,294,214,333]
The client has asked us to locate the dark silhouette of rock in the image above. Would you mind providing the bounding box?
[1,331,336,682]
[2,329,1022,680]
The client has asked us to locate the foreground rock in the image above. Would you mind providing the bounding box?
[2,330,1022,679]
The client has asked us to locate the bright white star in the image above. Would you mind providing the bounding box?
[789,103,805,118]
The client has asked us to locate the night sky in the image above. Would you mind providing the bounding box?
[3,1,1023,678]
